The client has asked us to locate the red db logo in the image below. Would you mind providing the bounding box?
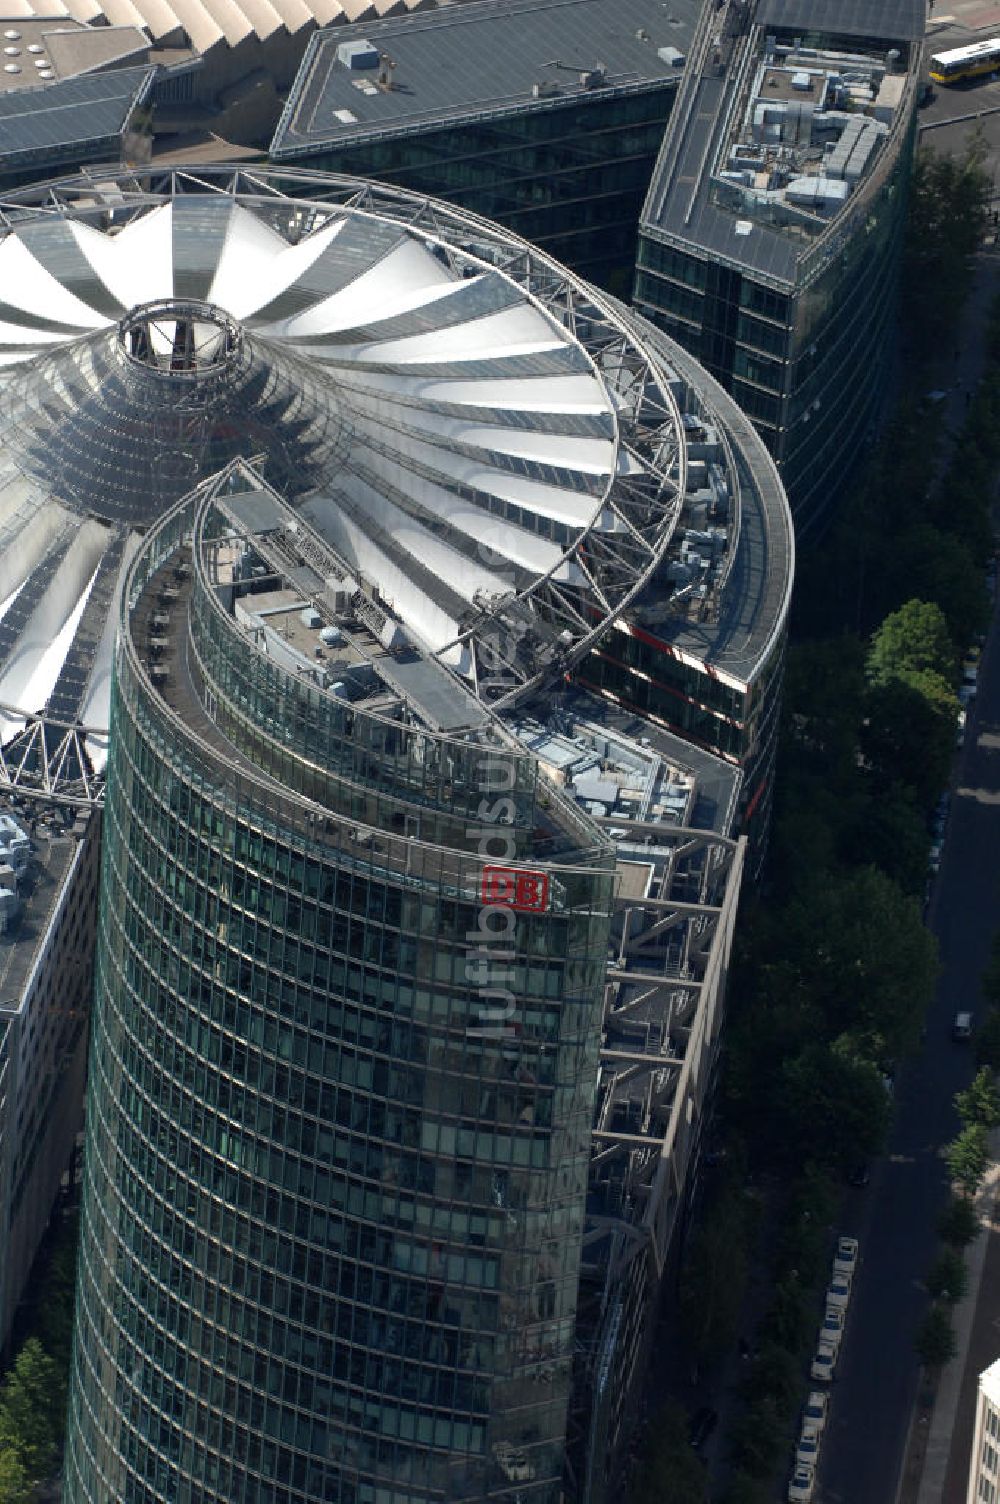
[481,866,550,913]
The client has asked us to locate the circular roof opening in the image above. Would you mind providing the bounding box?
[3,28,19,38]
[3,45,19,55]
[3,62,20,72]
[32,56,47,67]
[37,67,53,77]
[119,300,243,378]
[27,42,44,52]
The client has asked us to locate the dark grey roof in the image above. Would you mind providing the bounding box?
[0,66,154,166]
[644,67,801,285]
[758,0,926,44]
[271,0,700,157]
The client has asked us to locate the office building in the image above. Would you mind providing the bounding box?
[0,808,99,1354]
[270,0,701,287]
[0,166,791,1501]
[969,1357,1000,1504]
[634,0,926,538]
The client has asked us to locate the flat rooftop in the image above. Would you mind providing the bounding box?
[0,64,153,165]
[271,0,700,158]
[0,18,149,91]
[641,0,924,286]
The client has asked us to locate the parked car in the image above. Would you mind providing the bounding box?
[953,1011,973,1042]
[826,1272,852,1309]
[959,683,977,708]
[788,1461,816,1502]
[820,1306,845,1347]
[956,708,966,748]
[802,1391,829,1432]
[688,1406,718,1450]
[834,1235,859,1276]
[796,1423,822,1468]
[810,1340,837,1383]
[846,1159,870,1187]
[962,661,979,688]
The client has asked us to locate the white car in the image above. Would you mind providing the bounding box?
[788,1461,816,1502]
[803,1391,829,1432]
[810,1339,837,1382]
[834,1235,858,1276]
[826,1272,852,1309]
[820,1306,845,1346]
[796,1423,822,1468]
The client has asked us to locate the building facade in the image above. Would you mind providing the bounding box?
[968,1357,1000,1504]
[0,810,99,1353]
[634,0,925,539]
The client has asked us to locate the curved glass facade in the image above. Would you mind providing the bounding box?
[64,482,615,1504]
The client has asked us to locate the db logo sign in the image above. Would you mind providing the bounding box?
[481,866,550,913]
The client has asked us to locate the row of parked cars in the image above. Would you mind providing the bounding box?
[787,1236,859,1502]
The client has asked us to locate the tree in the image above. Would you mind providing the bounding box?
[938,1194,981,1248]
[761,1276,810,1352]
[0,1339,62,1484]
[927,1247,969,1304]
[977,1010,1000,1071]
[915,1304,958,1369]
[729,1396,786,1479]
[867,599,956,688]
[0,1450,30,1504]
[861,669,958,807]
[955,1068,1000,1129]
[720,1472,772,1504]
[779,866,938,1062]
[742,1342,800,1411]
[774,1040,889,1174]
[630,1402,709,1504]
[947,1123,990,1198]
[902,143,989,355]
[679,1185,749,1369]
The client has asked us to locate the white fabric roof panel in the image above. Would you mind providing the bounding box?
[0,173,698,747]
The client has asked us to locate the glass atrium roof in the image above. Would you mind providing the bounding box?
[0,168,691,754]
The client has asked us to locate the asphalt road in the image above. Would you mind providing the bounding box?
[816,605,1000,1503]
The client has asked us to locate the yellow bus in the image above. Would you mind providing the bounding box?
[929,38,1000,84]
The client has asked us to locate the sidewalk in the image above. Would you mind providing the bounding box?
[897,1146,1000,1504]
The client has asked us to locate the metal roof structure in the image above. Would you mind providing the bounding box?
[0,64,153,164]
[757,0,927,43]
[271,0,700,157]
[0,164,791,806]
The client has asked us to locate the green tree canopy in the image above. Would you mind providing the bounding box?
[947,1123,990,1198]
[927,1246,969,1304]
[779,865,938,1061]
[630,1401,709,1504]
[867,599,956,687]
[956,1068,1000,1129]
[861,669,958,806]
[0,1449,30,1504]
[938,1194,981,1248]
[679,1184,750,1369]
[0,1339,62,1484]
[773,1039,889,1173]
[915,1304,958,1369]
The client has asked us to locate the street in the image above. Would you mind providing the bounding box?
[815,349,1000,1504]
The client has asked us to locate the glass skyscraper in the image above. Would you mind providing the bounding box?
[65,468,615,1502]
[0,166,791,1504]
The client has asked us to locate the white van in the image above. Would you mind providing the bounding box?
[953,1012,973,1041]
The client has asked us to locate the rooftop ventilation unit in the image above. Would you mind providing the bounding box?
[336,38,378,70]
